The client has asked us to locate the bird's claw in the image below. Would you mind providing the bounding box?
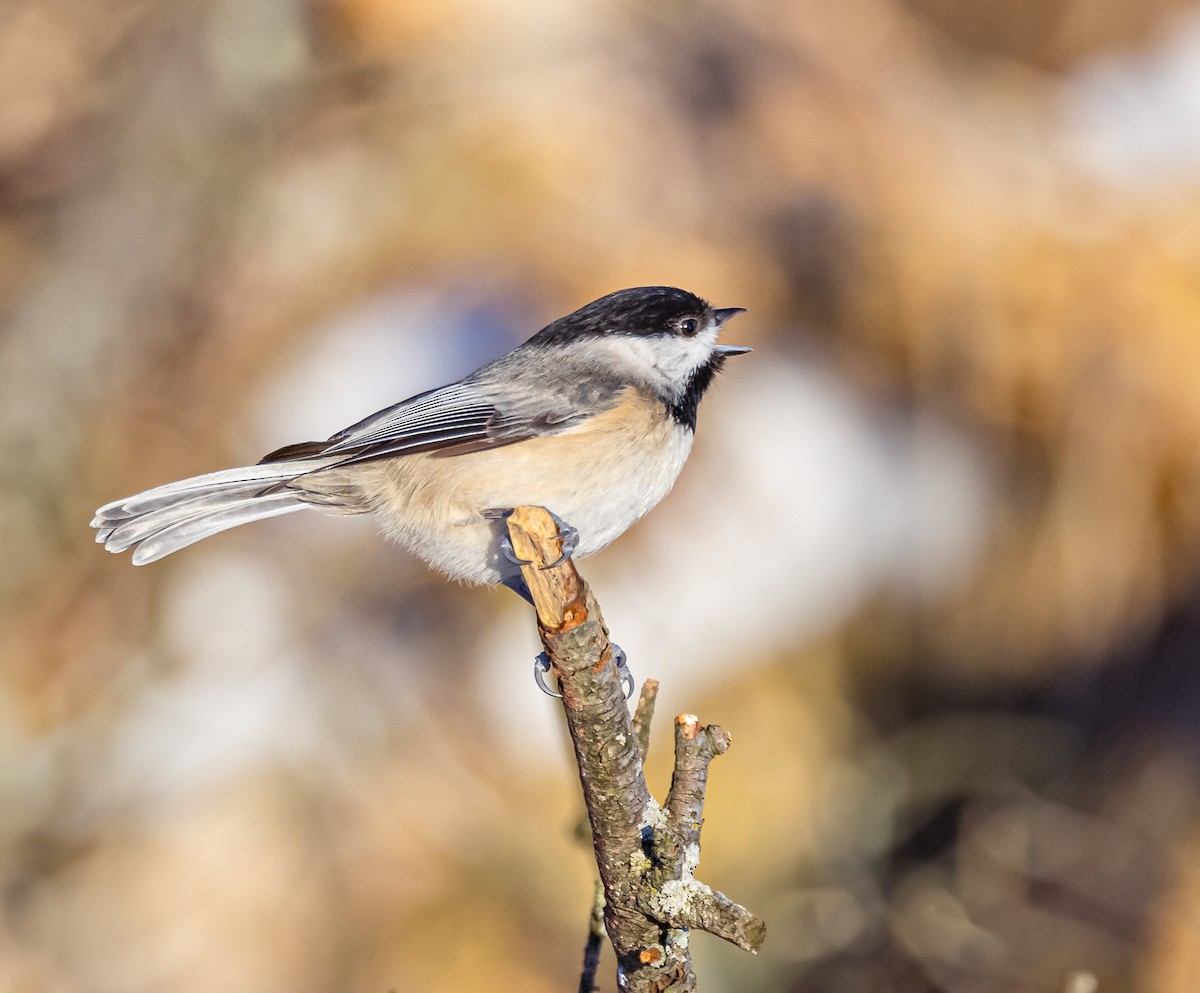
[541,513,580,570]
[533,653,561,698]
[500,533,532,567]
[614,644,634,700]
[533,643,634,700]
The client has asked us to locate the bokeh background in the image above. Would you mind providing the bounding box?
[3,1,1200,990]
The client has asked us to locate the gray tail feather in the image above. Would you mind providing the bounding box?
[92,460,334,565]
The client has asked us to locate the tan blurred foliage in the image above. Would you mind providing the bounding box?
[3,0,1200,991]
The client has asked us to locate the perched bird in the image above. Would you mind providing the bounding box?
[92,286,750,602]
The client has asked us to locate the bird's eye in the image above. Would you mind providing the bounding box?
[679,318,699,337]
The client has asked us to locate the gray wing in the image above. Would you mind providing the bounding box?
[262,380,594,470]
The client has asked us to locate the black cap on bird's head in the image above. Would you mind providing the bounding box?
[530,286,750,349]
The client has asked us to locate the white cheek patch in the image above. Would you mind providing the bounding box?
[655,329,718,382]
[596,331,717,392]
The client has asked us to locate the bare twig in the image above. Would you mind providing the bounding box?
[506,506,766,992]
[579,879,606,993]
[631,679,660,762]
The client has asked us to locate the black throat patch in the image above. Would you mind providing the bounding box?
[667,355,726,430]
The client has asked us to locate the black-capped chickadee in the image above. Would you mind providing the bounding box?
[92,286,750,599]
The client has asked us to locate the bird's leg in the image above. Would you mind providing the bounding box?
[500,572,534,605]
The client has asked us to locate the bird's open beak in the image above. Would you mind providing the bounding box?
[712,307,750,355]
[712,307,747,327]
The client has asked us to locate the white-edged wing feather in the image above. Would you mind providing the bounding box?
[310,379,591,467]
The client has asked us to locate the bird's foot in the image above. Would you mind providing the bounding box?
[533,653,559,697]
[484,508,533,567]
[541,511,579,570]
[613,644,634,699]
[534,643,633,699]
[485,507,579,570]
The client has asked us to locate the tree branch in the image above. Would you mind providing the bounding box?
[506,506,766,992]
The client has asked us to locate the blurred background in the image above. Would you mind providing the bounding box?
[3,0,1200,990]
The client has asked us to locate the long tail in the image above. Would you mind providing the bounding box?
[92,459,338,566]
